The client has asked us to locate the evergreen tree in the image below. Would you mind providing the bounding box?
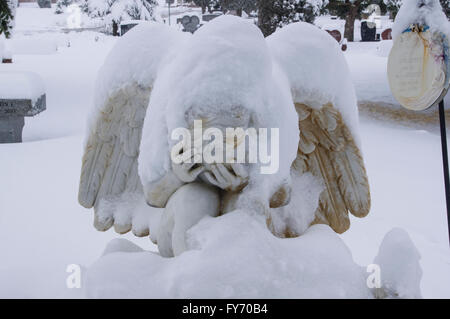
[326,0,373,42]
[221,0,257,16]
[85,0,158,35]
[257,0,326,37]
[193,0,212,14]
[0,0,17,38]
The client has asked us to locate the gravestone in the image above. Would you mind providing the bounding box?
[202,13,221,22]
[326,29,342,43]
[361,21,376,42]
[202,14,221,22]
[0,72,46,143]
[37,0,52,8]
[120,21,139,36]
[180,15,200,33]
[381,28,392,40]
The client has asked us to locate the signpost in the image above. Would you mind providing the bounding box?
[388,24,450,243]
[166,0,174,26]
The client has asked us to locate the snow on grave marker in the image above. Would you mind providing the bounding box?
[387,0,450,243]
[0,72,46,143]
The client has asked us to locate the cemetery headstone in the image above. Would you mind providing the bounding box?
[120,21,140,36]
[202,14,221,22]
[181,15,200,33]
[381,28,392,40]
[361,21,377,42]
[325,29,342,43]
[0,72,46,143]
[341,38,348,51]
[37,0,52,8]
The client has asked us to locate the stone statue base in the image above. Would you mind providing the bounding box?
[0,116,24,143]
[84,210,422,298]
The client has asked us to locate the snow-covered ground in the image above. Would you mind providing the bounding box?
[0,5,449,298]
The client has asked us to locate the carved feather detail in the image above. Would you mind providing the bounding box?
[78,84,152,236]
[293,103,370,234]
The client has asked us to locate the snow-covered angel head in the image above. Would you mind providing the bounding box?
[79,16,370,257]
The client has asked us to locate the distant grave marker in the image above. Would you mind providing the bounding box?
[326,29,342,43]
[0,72,46,143]
[361,21,377,42]
[202,13,221,22]
[120,21,140,36]
[180,15,200,33]
[381,28,392,40]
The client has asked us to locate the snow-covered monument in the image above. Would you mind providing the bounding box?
[77,12,424,298]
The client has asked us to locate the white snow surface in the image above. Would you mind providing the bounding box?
[392,0,450,39]
[0,71,45,101]
[139,16,299,205]
[267,22,361,147]
[85,211,372,298]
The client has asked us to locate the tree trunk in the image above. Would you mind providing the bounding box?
[344,3,358,42]
[257,0,276,37]
[112,21,119,37]
[237,8,242,16]
[202,6,206,14]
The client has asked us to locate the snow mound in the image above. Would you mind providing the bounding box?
[373,228,422,298]
[267,22,361,147]
[392,0,450,39]
[269,170,323,236]
[0,71,45,102]
[85,210,372,298]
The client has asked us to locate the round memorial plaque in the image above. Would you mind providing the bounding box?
[387,25,449,111]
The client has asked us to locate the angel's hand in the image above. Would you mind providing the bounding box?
[172,146,205,183]
[203,163,249,192]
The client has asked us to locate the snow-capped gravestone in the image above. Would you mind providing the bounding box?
[388,0,449,111]
[381,28,392,40]
[326,29,342,43]
[0,72,46,143]
[120,21,140,36]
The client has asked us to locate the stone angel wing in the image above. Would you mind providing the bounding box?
[267,23,370,234]
[78,23,186,236]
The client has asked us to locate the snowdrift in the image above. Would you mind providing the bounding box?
[85,210,422,298]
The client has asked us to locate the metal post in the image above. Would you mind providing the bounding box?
[438,99,450,244]
[168,1,171,26]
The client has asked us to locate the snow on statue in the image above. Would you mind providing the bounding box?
[78,16,421,298]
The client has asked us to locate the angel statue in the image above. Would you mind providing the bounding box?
[78,16,370,258]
